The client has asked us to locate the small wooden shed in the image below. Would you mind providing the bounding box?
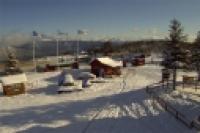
[0,73,27,96]
[132,54,145,66]
[90,57,122,77]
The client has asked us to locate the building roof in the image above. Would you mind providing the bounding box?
[91,57,122,67]
[0,73,27,86]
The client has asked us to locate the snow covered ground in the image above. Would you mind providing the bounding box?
[0,65,199,133]
[149,70,200,125]
[155,84,200,124]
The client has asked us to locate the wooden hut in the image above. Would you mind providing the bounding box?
[0,73,27,96]
[90,57,122,77]
[131,54,145,66]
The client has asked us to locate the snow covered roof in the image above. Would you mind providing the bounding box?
[91,57,122,67]
[63,74,74,84]
[78,72,96,79]
[0,73,27,86]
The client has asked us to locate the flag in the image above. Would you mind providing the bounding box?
[57,30,68,36]
[32,30,42,38]
[32,31,39,37]
[77,29,88,35]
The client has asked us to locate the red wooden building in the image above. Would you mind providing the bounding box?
[131,54,145,66]
[0,73,27,96]
[90,57,122,77]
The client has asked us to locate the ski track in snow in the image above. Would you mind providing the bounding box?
[79,68,133,133]
[79,66,197,133]
[81,69,134,133]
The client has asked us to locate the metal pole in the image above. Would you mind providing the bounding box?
[56,39,60,70]
[76,35,79,61]
[33,37,36,72]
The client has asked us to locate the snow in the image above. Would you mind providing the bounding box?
[78,72,96,79]
[62,74,74,84]
[58,85,83,92]
[150,70,200,129]
[0,64,199,133]
[155,85,200,123]
[0,73,27,86]
[92,57,122,67]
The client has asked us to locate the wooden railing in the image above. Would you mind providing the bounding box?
[146,84,197,129]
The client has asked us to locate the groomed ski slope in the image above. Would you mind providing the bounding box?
[0,65,198,133]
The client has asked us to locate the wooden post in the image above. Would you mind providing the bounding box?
[162,81,164,89]
[195,80,198,92]
[167,79,169,89]
[176,111,179,119]
[172,67,177,90]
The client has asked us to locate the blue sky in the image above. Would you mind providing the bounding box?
[0,0,200,41]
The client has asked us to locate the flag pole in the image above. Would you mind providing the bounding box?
[32,37,36,72]
[56,38,59,70]
[76,35,79,61]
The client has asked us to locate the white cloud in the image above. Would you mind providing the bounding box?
[0,33,32,46]
[123,27,166,41]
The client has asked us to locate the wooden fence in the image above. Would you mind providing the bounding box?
[146,85,198,129]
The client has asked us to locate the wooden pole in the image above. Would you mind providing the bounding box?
[173,67,177,90]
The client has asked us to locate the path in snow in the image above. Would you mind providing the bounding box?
[79,66,197,133]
